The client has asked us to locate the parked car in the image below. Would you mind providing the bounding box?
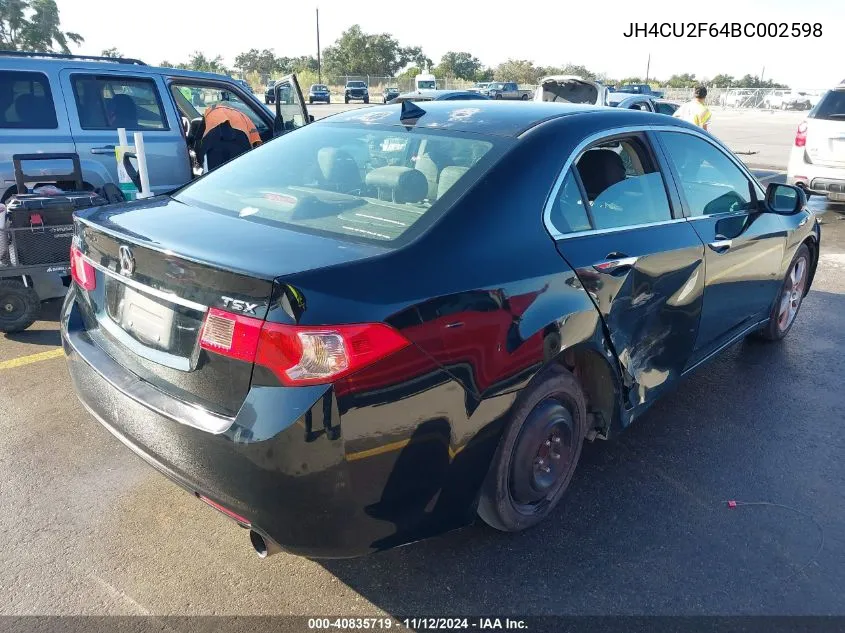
[787,85,845,202]
[764,90,812,110]
[0,50,296,203]
[655,98,681,115]
[344,81,369,104]
[469,82,491,93]
[386,89,490,104]
[484,81,533,100]
[534,75,608,106]
[382,86,400,103]
[264,81,277,104]
[308,84,331,104]
[607,93,659,111]
[617,83,665,98]
[62,86,820,559]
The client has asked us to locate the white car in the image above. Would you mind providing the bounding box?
[764,89,812,110]
[787,85,845,202]
[534,76,608,106]
[722,89,755,107]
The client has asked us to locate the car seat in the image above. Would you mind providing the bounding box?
[577,149,626,200]
[436,166,469,200]
[109,94,139,129]
[317,148,363,194]
[365,167,428,203]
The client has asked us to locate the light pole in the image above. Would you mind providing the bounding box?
[316,8,322,83]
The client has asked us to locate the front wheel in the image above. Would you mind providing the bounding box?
[754,243,811,341]
[344,97,349,104]
[364,97,369,104]
[477,365,587,532]
[0,279,41,333]
[521,94,529,101]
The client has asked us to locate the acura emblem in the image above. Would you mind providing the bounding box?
[118,245,135,277]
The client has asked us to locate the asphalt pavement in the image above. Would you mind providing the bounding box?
[2,160,845,619]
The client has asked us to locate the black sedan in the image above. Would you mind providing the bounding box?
[62,99,820,559]
[387,89,491,104]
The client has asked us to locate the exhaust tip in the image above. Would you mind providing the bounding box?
[249,530,269,558]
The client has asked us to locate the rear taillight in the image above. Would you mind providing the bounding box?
[200,308,410,386]
[69,244,96,291]
[795,121,808,147]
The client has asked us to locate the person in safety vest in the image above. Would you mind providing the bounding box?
[202,102,262,148]
[674,85,712,130]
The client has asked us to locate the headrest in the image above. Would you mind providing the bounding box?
[577,149,626,199]
[365,166,428,203]
[437,166,469,200]
[318,147,359,182]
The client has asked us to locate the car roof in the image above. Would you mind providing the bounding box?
[319,100,685,137]
[0,54,241,83]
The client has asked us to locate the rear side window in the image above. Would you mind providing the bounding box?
[0,71,58,129]
[552,136,672,234]
[175,123,499,246]
[810,90,845,121]
[71,75,168,131]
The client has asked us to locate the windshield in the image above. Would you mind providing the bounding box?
[810,90,845,120]
[311,85,327,91]
[175,124,500,245]
[488,83,504,90]
[347,82,366,88]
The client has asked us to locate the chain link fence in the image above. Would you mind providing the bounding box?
[661,87,827,110]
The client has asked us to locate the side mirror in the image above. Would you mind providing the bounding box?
[765,182,806,214]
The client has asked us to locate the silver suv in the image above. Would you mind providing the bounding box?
[1,51,310,203]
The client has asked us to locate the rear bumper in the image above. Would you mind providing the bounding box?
[61,291,385,558]
[787,147,845,194]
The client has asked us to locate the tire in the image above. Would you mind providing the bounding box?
[344,97,349,104]
[364,97,369,104]
[477,364,587,532]
[494,94,502,100]
[0,279,40,333]
[264,97,270,104]
[521,94,528,101]
[309,98,313,104]
[754,243,811,341]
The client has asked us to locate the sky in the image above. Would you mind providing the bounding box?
[56,0,842,88]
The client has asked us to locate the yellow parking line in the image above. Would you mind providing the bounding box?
[0,348,65,370]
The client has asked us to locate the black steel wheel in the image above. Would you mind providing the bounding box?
[478,364,587,532]
[0,279,40,333]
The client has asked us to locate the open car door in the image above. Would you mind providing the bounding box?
[273,73,313,136]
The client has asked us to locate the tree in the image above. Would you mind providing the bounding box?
[437,51,482,80]
[101,47,122,58]
[183,51,229,75]
[322,25,427,77]
[709,74,735,87]
[475,67,494,82]
[1,0,83,52]
[665,73,698,88]
[234,48,277,76]
[494,59,538,84]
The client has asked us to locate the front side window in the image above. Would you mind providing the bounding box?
[171,83,269,138]
[552,136,672,233]
[72,75,167,131]
[659,131,755,216]
[175,124,499,245]
[0,71,58,129]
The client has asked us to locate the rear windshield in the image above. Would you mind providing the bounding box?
[810,90,845,120]
[175,123,500,246]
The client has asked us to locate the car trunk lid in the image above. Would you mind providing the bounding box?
[534,76,606,106]
[73,196,389,417]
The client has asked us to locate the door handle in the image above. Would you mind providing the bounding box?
[593,255,639,273]
[708,236,732,252]
[91,145,116,155]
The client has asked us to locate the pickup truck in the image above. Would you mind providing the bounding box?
[484,82,532,100]
[617,84,665,98]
